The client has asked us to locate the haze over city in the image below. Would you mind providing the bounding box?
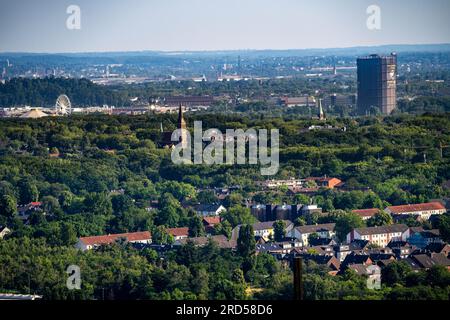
[1,0,450,53]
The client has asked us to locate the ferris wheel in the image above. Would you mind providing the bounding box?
[55,94,72,115]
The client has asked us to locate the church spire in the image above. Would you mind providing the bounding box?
[318,99,326,121]
[177,104,186,130]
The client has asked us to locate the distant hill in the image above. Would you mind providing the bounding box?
[2,43,450,61]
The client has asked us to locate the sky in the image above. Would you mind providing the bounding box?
[0,0,450,53]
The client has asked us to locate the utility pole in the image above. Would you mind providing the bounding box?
[294,256,304,300]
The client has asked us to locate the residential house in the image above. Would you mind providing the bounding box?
[341,264,382,289]
[297,253,341,272]
[334,240,370,262]
[385,202,447,220]
[405,253,450,270]
[166,227,189,241]
[341,252,373,269]
[17,201,43,221]
[76,231,152,251]
[300,204,323,217]
[0,293,43,300]
[305,177,342,189]
[257,178,304,189]
[309,238,336,246]
[388,241,416,259]
[289,223,336,247]
[252,220,294,241]
[407,228,442,249]
[367,252,396,264]
[0,226,11,239]
[424,243,450,256]
[202,216,221,234]
[346,224,410,247]
[177,235,236,249]
[255,242,298,259]
[352,208,380,221]
[194,204,226,217]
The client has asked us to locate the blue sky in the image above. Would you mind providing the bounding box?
[1,0,450,53]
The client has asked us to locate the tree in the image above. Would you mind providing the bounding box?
[437,213,450,243]
[294,194,310,205]
[0,194,17,218]
[152,225,174,245]
[222,205,256,227]
[188,215,205,237]
[61,222,77,246]
[157,193,184,227]
[381,261,413,286]
[17,177,39,204]
[367,210,393,227]
[308,232,320,244]
[294,217,306,226]
[273,220,286,242]
[335,212,364,242]
[41,195,62,216]
[84,192,112,216]
[237,224,256,258]
[215,220,232,238]
[196,190,217,204]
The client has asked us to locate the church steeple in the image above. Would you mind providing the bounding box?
[177,104,188,148]
[318,99,326,121]
[177,104,186,130]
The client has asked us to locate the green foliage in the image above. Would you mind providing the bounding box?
[335,212,364,242]
[188,215,205,237]
[367,210,393,227]
[0,110,449,300]
[237,225,256,258]
[222,205,256,228]
[273,220,286,242]
[0,194,17,218]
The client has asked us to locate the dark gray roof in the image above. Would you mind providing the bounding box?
[256,243,283,252]
[194,204,224,212]
[354,224,408,236]
[425,243,448,253]
[252,220,292,231]
[179,235,236,249]
[295,223,335,234]
[410,253,450,268]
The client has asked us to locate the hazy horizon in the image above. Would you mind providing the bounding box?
[1,43,450,55]
[1,0,450,53]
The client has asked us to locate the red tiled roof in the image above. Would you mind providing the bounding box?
[30,202,42,206]
[166,227,189,237]
[79,231,151,246]
[352,208,380,217]
[306,177,340,182]
[203,216,221,225]
[387,202,446,214]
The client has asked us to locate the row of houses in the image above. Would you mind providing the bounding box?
[250,201,446,225]
[73,217,450,278]
[75,201,447,251]
[257,176,343,192]
[76,216,223,251]
[253,223,450,276]
[236,219,445,250]
[351,202,447,222]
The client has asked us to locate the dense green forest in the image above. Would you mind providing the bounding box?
[0,112,450,299]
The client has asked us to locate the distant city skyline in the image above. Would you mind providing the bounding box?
[1,0,450,53]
